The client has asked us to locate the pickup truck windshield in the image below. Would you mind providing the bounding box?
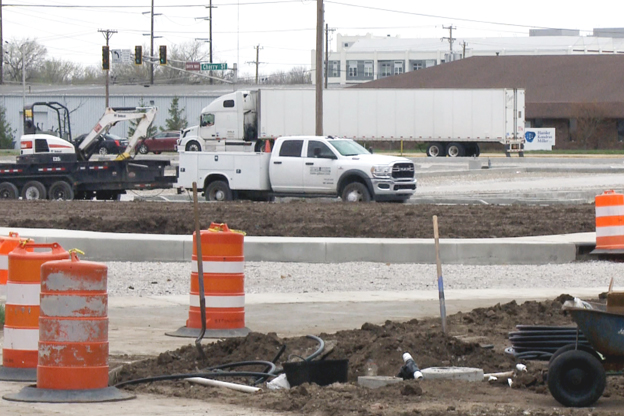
[329,140,371,156]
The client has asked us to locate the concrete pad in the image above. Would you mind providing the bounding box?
[358,376,403,389]
[421,367,484,382]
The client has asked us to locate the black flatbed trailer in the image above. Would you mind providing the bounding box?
[0,153,176,200]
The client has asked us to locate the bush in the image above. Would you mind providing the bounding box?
[0,105,16,149]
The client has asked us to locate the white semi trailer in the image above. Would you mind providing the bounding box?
[178,88,526,157]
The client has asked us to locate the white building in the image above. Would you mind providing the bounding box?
[313,28,624,85]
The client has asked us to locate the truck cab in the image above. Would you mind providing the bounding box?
[179,91,256,152]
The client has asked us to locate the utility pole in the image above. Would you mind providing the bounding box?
[441,25,456,57]
[324,23,335,89]
[150,0,154,85]
[462,41,467,59]
[0,0,3,85]
[253,44,262,84]
[98,29,117,108]
[197,2,216,84]
[315,0,323,135]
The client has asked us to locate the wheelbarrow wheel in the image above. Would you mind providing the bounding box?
[549,344,602,365]
[548,349,606,407]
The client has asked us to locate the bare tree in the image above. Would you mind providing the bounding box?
[158,41,209,83]
[572,103,610,150]
[286,66,311,84]
[3,38,47,82]
[32,58,82,84]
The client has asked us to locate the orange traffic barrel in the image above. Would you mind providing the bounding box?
[0,242,68,382]
[0,232,29,296]
[2,251,134,403]
[167,223,250,338]
[592,190,624,254]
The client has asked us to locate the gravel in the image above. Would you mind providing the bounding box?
[106,260,622,297]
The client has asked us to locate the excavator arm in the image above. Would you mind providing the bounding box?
[76,107,157,161]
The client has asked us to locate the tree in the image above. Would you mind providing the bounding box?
[0,105,16,149]
[127,98,158,138]
[31,58,82,84]
[162,96,187,131]
[159,41,210,84]
[572,103,610,150]
[3,38,48,82]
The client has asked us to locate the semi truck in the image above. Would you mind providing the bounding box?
[178,88,526,157]
[0,102,175,200]
[176,135,416,202]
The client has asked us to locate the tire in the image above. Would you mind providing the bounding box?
[341,182,371,202]
[446,143,465,157]
[548,349,606,407]
[0,182,19,199]
[549,344,602,365]
[21,180,47,200]
[426,143,445,158]
[205,180,232,201]
[466,143,480,157]
[98,146,108,156]
[473,143,480,157]
[186,141,201,152]
[48,181,74,201]
[138,144,149,155]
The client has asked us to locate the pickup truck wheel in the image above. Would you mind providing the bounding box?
[98,147,108,156]
[0,182,19,199]
[206,180,232,201]
[426,143,445,158]
[21,180,47,200]
[186,141,201,152]
[138,144,149,154]
[341,182,371,203]
[48,181,74,201]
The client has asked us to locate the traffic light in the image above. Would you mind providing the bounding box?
[102,46,110,70]
[159,45,167,65]
[134,46,143,65]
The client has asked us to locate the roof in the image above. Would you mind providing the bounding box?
[353,55,624,118]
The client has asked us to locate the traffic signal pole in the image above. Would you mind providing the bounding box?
[98,28,117,108]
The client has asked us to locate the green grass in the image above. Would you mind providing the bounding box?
[0,303,4,328]
[524,149,624,155]
[0,149,18,156]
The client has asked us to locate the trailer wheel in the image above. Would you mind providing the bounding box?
[186,141,201,152]
[0,182,19,199]
[446,143,465,157]
[466,143,480,157]
[426,143,445,158]
[548,349,606,407]
[341,182,371,202]
[48,181,74,201]
[138,144,149,154]
[21,181,47,200]
[98,147,108,156]
[205,180,232,201]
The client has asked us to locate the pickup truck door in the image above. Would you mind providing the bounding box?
[268,139,305,192]
[302,140,339,193]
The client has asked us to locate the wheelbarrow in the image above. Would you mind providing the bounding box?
[547,300,624,407]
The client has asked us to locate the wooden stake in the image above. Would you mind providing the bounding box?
[433,215,447,334]
[193,182,207,360]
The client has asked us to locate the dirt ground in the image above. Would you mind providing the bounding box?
[0,200,595,238]
[113,296,624,416]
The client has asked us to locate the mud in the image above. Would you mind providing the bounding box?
[114,296,624,415]
[0,200,595,238]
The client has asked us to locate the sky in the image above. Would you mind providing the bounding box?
[2,0,623,80]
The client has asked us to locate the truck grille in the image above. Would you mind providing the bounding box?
[392,163,415,179]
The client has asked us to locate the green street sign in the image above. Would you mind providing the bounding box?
[200,63,228,71]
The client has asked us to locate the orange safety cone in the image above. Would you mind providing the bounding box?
[264,139,271,153]
[0,232,29,296]
[2,251,134,403]
[167,223,251,339]
[0,242,68,382]
[592,190,624,254]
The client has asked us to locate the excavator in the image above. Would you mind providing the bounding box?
[0,103,174,200]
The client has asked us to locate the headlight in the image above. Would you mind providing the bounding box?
[371,165,392,178]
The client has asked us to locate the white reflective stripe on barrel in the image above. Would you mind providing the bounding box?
[596,205,624,217]
[189,294,245,308]
[0,254,7,270]
[3,327,39,350]
[6,282,40,306]
[191,260,244,274]
[596,226,624,237]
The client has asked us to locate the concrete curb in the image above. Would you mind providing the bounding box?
[0,227,593,265]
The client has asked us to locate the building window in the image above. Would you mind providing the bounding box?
[330,61,339,77]
[412,62,423,71]
[364,61,373,78]
[380,62,392,77]
[348,61,358,77]
[394,61,404,75]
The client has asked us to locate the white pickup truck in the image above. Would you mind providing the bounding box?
[176,135,417,202]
